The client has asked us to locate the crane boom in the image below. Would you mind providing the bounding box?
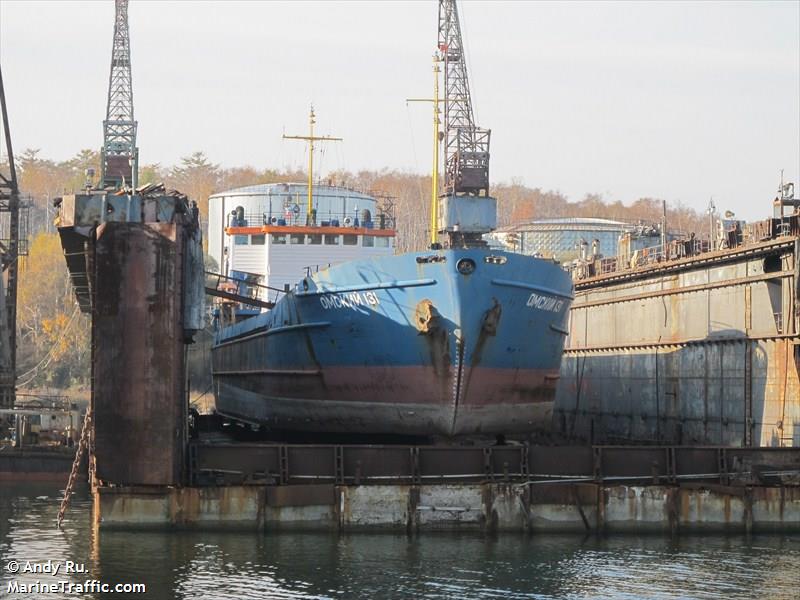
[438,0,490,197]
[102,0,138,189]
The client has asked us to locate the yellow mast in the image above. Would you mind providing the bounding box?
[283,105,342,225]
[407,57,444,247]
[431,61,441,246]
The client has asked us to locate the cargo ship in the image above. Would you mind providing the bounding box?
[212,247,571,436]
[210,0,574,438]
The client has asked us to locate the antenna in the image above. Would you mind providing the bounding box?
[707,197,716,250]
[282,106,342,225]
[101,0,138,190]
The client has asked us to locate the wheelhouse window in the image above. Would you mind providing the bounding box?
[324,234,340,245]
[234,235,249,245]
[290,234,305,245]
[375,236,390,248]
[251,234,266,245]
[308,234,322,245]
[271,234,287,245]
[362,235,374,247]
[343,234,358,246]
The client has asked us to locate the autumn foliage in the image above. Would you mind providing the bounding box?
[17,232,90,388]
[15,148,710,389]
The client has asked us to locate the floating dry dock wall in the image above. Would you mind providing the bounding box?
[93,443,800,532]
[91,222,188,485]
[57,186,204,486]
[555,232,800,447]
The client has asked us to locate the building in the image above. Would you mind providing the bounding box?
[491,217,663,262]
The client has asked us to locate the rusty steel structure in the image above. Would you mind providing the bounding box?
[101,0,138,189]
[0,64,20,410]
[85,437,800,532]
[434,0,496,250]
[437,0,490,197]
[93,221,194,484]
[49,0,207,499]
[555,205,800,447]
[57,186,204,486]
[188,441,800,488]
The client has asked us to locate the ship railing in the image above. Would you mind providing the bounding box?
[572,213,800,281]
[14,393,74,411]
[625,240,700,269]
[574,238,711,279]
[227,209,395,230]
[204,270,279,310]
[304,264,332,277]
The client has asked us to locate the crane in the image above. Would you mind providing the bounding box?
[438,0,491,198]
[101,0,138,190]
[434,0,496,248]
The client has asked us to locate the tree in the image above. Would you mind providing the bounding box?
[62,149,101,191]
[9,147,717,394]
[166,152,221,223]
[16,232,90,388]
[138,163,165,186]
[17,148,63,206]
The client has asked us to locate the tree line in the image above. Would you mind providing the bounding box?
[15,148,710,389]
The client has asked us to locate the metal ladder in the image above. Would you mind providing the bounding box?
[56,406,92,528]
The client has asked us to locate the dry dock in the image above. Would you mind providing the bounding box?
[556,222,800,446]
[93,443,800,532]
[55,187,800,533]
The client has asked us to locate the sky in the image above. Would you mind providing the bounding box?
[1,0,798,220]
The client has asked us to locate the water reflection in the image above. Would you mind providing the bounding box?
[1,483,799,599]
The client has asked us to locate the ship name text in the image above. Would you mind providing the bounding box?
[320,291,381,311]
[526,293,564,313]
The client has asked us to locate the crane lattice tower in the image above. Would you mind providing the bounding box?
[437,0,490,197]
[102,0,138,189]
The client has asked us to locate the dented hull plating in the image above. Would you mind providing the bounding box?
[555,238,800,447]
[212,249,573,437]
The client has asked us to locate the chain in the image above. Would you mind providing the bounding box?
[56,405,92,528]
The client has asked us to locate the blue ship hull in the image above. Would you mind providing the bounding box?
[212,248,574,437]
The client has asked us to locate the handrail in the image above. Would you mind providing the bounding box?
[204,270,281,309]
[227,209,394,231]
[572,213,800,282]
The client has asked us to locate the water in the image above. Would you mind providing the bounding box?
[1,483,799,599]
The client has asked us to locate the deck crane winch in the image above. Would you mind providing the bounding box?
[435,0,496,248]
[101,0,138,190]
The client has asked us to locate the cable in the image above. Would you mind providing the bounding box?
[17,305,81,386]
[190,382,213,409]
[406,103,421,174]
[405,104,427,201]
